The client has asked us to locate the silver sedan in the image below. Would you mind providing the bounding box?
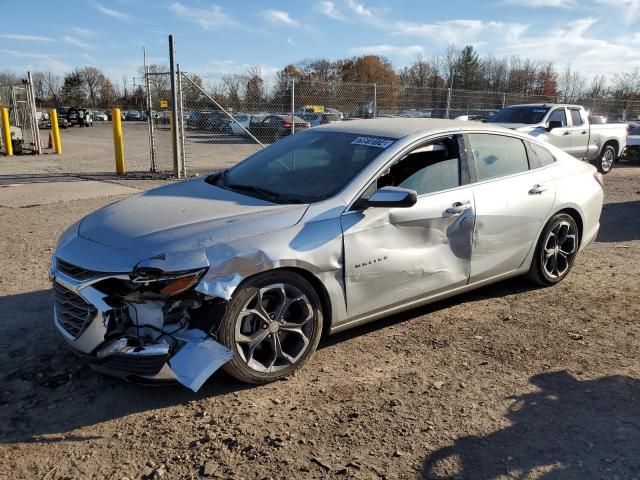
[51,119,603,390]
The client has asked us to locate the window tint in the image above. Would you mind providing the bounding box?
[548,109,567,127]
[570,109,583,126]
[630,126,640,135]
[528,141,556,168]
[467,134,529,181]
[377,137,460,195]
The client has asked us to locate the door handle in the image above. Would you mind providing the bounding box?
[444,201,471,217]
[529,184,548,194]
[562,131,570,136]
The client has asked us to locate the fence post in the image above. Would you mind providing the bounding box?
[373,83,377,118]
[502,92,506,109]
[27,71,42,154]
[177,65,186,178]
[1,107,13,156]
[168,34,182,178]
[112,108,125,174]
[290,77,295,134]
[445,88,451,119]
[49,109,62,154]
[144,67,156,173]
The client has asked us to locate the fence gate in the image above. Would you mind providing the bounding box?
[0,77,41,155]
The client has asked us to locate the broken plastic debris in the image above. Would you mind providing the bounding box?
[169,329,234,392]
[96,337,170,359]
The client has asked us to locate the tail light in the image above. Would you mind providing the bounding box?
[283,122,291,128]
[593,171,604,188]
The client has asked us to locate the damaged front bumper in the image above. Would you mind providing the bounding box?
[50,259,234,392]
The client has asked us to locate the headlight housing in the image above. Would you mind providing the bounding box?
[129,267,208,298]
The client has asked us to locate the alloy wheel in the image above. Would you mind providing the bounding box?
[234,283,315,373]
[601,148,615,172]
[543,220,577,279]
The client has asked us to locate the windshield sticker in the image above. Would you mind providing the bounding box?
[351,136,394,148]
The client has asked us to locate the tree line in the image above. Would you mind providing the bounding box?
[1,45,639,110]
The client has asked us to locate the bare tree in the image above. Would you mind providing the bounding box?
[81,66,104,107]
[558,65,586,102]
[42,71,62,106]
[611,68,640,100]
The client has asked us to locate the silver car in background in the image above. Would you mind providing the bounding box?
[51,119,603,390]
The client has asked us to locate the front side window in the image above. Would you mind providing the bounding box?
[377,137,460,195]
[219,131,395,203]
[467,133,529,181]
[570,109,583,126]
[548,109,568,127]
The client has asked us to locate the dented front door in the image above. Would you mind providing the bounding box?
[341,188,475,319]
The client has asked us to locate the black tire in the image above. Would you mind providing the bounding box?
[218,270,323,384]
[528,213,579,286]
[596,144,616,174]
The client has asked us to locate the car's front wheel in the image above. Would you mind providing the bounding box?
[218,270,323,383]
[528,213,579,286]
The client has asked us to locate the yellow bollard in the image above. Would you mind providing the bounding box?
[112,108,125,174]
[49,109,62,154]
[1,107,13,156]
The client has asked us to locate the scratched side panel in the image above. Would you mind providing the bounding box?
[341,188,475,320]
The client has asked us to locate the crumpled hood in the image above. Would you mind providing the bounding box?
[79,177,308,254]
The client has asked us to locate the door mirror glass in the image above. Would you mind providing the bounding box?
[547,120,563,131]
[358,186,417,209]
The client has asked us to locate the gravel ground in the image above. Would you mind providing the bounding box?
[0,166,639,480]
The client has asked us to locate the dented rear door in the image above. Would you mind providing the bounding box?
[341,188,475,319]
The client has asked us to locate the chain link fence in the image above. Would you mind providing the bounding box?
[141,69,640,176]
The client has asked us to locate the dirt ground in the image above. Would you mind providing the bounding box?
[0,163,639,479]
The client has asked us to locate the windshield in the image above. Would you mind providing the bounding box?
[488,106,550,124]
[216,131,395,203]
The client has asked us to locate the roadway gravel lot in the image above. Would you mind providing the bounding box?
[0,163,639,479]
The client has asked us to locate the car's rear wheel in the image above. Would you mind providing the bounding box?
[528,213,579,286]
[597,144,616,174]
[218,271,323,383]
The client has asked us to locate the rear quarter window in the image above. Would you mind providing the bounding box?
[527,141,556,168]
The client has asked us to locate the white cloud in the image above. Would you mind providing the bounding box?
[0,34,54,42]
[315,1,346,20]
[287,37,295,46]
[503,0,576,7]
[393,19,526,47]
[170,3,237,30]
[0,49,72,74]
[346,0,375,18]
[349,44,425,58]
[204,59,280,78]
[260,9,301,28]
[595,0,640,25]
[71,27,92,37]
[63,35,94,50]
[94,2,131,22]
[494,17,640,77]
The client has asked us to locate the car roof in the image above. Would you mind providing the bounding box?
[309,117,511,138]
[506,103,583,109]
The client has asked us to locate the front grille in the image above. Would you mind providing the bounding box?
[53,282,97,338]
[55,258,102,281]
[97,353,168,376]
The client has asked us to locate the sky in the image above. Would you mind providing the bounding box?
[1,0,640,87]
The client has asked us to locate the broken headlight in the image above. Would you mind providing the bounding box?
[129,267,208,298]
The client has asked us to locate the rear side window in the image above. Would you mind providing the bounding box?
[570,109,584,126]
[527,141,556,168]
[467,133,529,181]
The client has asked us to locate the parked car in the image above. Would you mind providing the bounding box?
[186,111,211,130]
[205,111,230,133]
[300,112,342,127]
[627,125,640,154]
[125,110,142,121]
[66,107,93,127]
[93,111,108,121]
[51,118,603,390]
[488,104,628,174]
[228,114,251,135]
[248,114,310,142]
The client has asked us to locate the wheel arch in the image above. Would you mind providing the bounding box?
[553,207,584,247]
[602,139,619,157]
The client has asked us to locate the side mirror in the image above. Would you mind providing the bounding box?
[356,186,417,209]
[547,120,563,131]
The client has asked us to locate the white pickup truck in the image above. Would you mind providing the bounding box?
[487,103,627,173]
